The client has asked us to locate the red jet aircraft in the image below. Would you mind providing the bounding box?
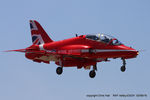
[7,20,139,78]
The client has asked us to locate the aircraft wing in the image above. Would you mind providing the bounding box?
[5,49,27,53]
[4,48,46,54]
[5,45,92,60]
[5,45,91,55]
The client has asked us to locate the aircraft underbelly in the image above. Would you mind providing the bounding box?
[36,55,58,61]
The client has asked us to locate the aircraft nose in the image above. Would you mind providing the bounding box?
[136,50,139,55]
[119,45,139,58]
[133,50,139,57]
[128,47,139,58]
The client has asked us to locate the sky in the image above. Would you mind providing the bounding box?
[0,0,150,100]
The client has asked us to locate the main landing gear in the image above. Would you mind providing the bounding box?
[56,57,63,75]
[120,58,126,72]
[56,64,98,78]
[89,64,97,78]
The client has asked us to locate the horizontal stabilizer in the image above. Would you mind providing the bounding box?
[4,49,26,53]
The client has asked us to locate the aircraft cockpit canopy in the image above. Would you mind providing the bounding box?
[85,33,122,45]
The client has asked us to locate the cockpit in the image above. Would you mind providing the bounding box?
[85,33,122,45]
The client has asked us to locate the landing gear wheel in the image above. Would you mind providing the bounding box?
[56,67,63,75]
[89,70,96,78]
[120,66,126,72]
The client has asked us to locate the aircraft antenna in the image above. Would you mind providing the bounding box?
[75,34,78,37]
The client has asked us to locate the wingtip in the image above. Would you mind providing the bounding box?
[2,50,13,52]
[2,49,26,53]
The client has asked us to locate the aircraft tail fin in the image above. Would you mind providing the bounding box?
[30,20,53,45]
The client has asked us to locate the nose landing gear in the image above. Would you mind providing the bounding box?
[120,58,126,72]
[89,64,97,78]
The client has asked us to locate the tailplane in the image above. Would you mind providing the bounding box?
[30,20,53,45]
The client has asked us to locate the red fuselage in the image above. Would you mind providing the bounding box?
[25,35,138,67]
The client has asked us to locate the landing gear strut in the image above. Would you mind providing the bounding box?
[89,64,97,78]
[56,56,64,75]
[120,58,126,72]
